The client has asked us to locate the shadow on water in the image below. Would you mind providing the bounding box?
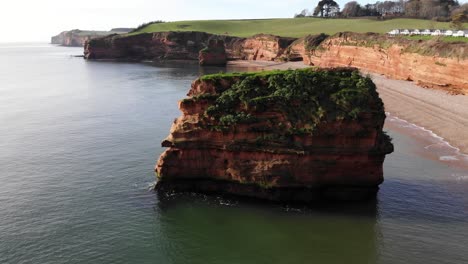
[143,60,264,77]
[147,172,468,264]
[151,191,379,264]
[155,190,379,218]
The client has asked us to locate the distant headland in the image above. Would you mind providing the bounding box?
[51,28,134,47]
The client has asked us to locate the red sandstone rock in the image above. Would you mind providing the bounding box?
[281,34,329,62]
[199,39,227,66]
[155,68,393,202]
[305,32,468,94]
[84,32,237,60]
[84,31,467,94]
[84,31,297,63]
[240,34,296,61]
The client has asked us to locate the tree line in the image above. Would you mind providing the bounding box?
[294,0,468,22]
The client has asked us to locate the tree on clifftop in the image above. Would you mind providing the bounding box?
[313,0,340,17]
[450,4,467,29]
[342,1,362,17]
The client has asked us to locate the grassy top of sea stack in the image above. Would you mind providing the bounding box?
[190,68,386,136]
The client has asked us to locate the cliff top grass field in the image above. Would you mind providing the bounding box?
[129,17,468,38]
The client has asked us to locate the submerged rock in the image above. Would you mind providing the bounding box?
[155,67,393,202]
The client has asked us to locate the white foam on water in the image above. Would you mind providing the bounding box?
[385,112,468,162]
[453,174,468,181]
[217,197,238,206]
[440,156,459,161]
[147,181,157,191]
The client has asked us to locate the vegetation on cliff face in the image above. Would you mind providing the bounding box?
[303,33,330,51]
[196,68,384,136]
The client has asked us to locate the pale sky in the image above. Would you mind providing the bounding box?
[1,0,465,42]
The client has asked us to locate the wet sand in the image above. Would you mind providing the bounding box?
[371,74,468,155]
[227,61,468,155]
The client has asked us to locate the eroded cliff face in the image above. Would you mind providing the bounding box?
[85,31,230,60]
[199,39,227,66]
[84,31,296,62]
[84,31,467,93]
[51,29,128,47]
[240,34,296,61]
[282,34,329,62]
[156,68,393,202]
[51,31,91,47]
[306,32,468,94]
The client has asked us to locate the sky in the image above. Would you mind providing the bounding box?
[0,0,466,42]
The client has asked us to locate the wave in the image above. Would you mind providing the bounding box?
[385,112,468,164]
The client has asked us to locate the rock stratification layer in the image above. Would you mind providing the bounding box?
[156,68,393,202]
[85,31,467,93]
[305,32,468,94]
[199,39,227,66]
[84,31,233,60]
[84,31,297,62]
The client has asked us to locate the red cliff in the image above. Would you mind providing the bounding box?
[155,68,393,202]
[305,32,468,94]
[85,31,231,60]
[84,31,297,62]
[240,34,296,61]
[199,39,227,66]
[84,31,467,94]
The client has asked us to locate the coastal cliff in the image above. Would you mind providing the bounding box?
[84,31,296,62]
[84,31,467,93]
[305,32,468,94]
[156,68,393,202]
[199,39,228,66]
[241,34,296,61]
[85,31,227,60]
[51,28,133,47]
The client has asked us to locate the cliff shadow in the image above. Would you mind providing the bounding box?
[153,191,379,264]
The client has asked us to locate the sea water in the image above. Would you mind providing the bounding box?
[0,44,467,264]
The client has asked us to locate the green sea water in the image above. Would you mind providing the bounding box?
[0,43,467,264]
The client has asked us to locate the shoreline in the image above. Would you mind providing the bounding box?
[227,60,468,155]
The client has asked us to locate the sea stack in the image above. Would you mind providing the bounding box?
[199,39,227,66]
[156,68,393,202]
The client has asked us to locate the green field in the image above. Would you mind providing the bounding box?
[406,35,468,43]
[130,18,467,38]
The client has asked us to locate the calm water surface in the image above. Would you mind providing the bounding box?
[1,44,467,264]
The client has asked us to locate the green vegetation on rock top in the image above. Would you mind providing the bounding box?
[129,18,465,38]
[200,70,288,81]
[199,68,384,135]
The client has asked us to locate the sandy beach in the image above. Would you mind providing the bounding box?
[227,61,468,154]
